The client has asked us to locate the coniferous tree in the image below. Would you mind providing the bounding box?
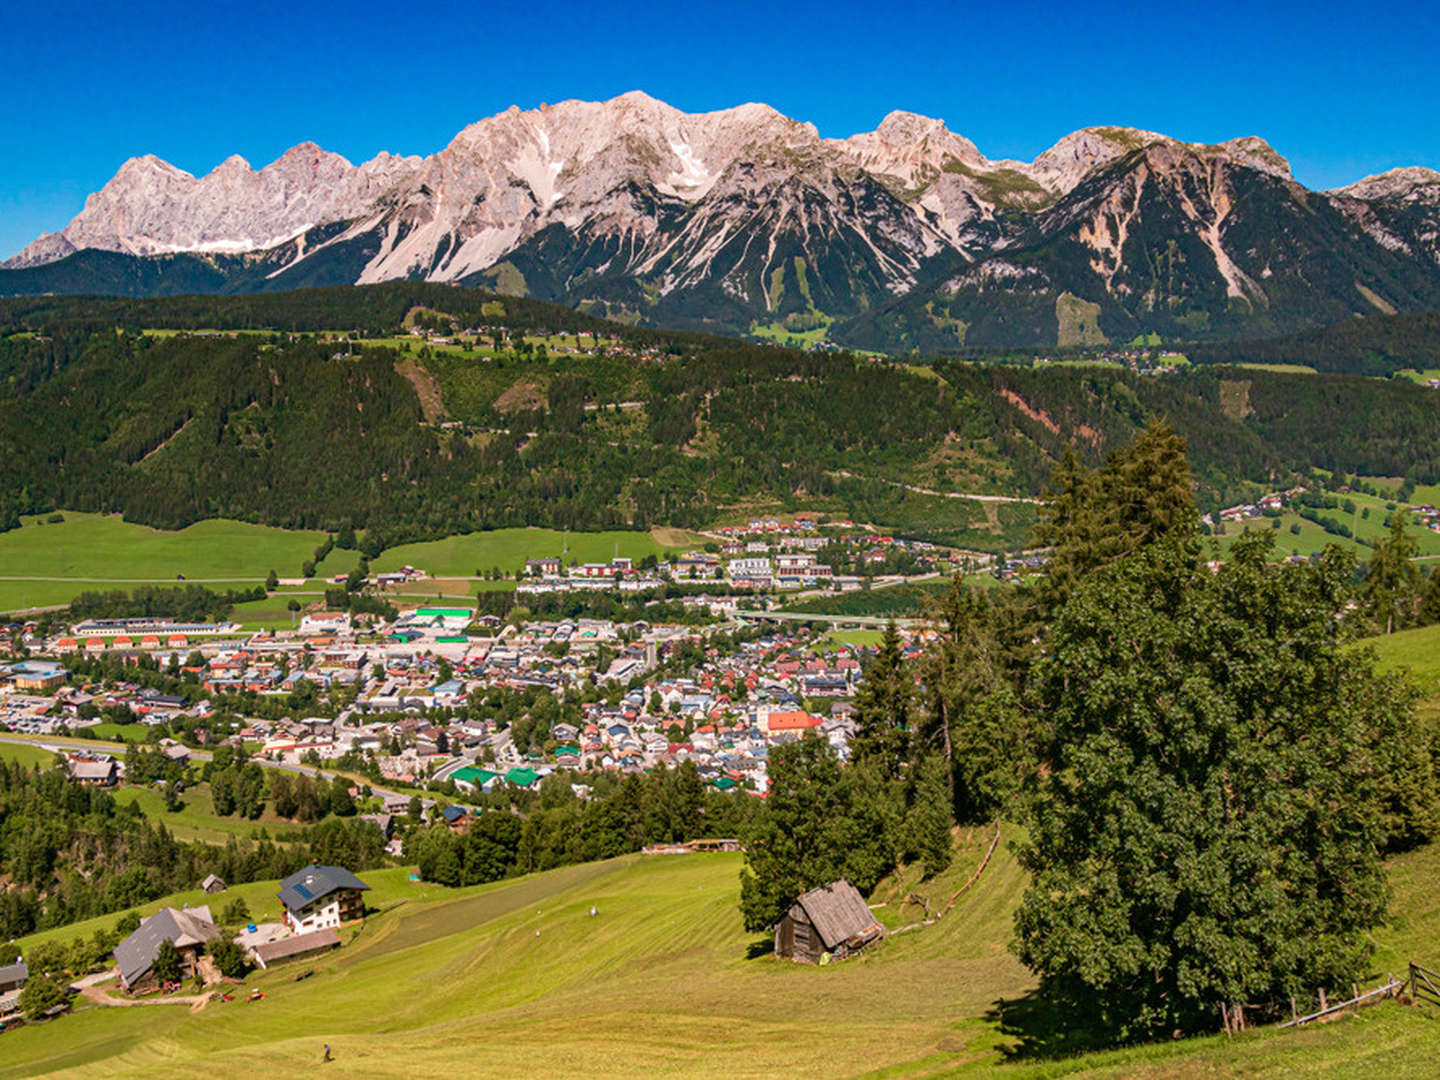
[849,622,912,781]
[1363,512,1420,633]
[902,754,953,878]
[739,737,895,931]
[1035,421,1198,621]
[1420,568,1440,625]
[151,940,182,985]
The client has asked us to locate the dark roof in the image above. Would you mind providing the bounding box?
[251,929,340,965]
[0,961,27,987]
[276,865,370,914]
[792,879,883,950]
[113,907,219,987]
[440,805,468,823]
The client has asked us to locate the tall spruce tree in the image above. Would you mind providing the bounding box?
[1363,512,1420,633]
[849,621,912,781]
[919,576,1029,821]
[739,737,895,931]
[1014,530,1410,1039]
[1035,421,1198,621]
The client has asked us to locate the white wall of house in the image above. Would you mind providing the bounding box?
[286,897,344,932]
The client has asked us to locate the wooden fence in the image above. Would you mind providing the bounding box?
[1409,961,1440,1007]
[891,822,1002,935]
[1236,960,1440,1034]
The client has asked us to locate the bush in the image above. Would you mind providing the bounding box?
[221,897,250,925]
[19,972,72,1020]
[207,938,250,979]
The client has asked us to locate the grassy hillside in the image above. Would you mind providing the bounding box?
[0,512,357,613]
[0,514,691,614]
[8,825,1440,1077]
[371,527,700,578]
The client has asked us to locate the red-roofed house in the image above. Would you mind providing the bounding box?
[764,711,823,734]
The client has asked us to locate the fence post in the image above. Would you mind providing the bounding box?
[1319,987,1327,1012]
[1290,996,1298,1022]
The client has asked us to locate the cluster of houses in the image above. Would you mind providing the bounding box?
[0,865,371,1021]
[4,561,941,808]
[1413,504,1440,533]
[1205,488,1304,527]
[111,865,369,994]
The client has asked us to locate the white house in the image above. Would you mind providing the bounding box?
[276,865,370,933]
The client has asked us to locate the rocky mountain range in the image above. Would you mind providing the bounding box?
[6,91,1440,349]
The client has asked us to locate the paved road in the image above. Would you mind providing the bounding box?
[826,471,1042,504]
[733,610,925,628]
[0,576,271,583]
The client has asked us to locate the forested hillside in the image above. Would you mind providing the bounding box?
[1189,309,1440,376]
[4,286,1440,548]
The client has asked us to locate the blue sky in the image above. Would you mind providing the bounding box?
[2,0,1438,259]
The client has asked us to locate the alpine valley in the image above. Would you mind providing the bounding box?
[7,91,1440,351]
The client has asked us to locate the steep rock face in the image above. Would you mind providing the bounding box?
[839,142,1440,350]
[7,146,419,268]
[6,93,1440,346]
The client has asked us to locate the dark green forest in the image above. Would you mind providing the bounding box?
[4,287,1440,549]
[1189,309,1440,376]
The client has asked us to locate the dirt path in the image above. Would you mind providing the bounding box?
[79,983,214,1011]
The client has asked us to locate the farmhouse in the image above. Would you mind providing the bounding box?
[66,755,118,786]
[277,864,370,932]
[0,959,26,1023]
[114,906,221,993]
[774,879,884,964]
[249,928,341,969]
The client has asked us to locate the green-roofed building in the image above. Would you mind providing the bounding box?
[712,776,737,791]
[452,767,500,790]
[505,766,541,789]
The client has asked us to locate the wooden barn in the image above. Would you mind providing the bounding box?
[774,879,884,963]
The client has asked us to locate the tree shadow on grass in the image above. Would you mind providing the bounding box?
[985,987,1122,1062]
[745,937,775,960]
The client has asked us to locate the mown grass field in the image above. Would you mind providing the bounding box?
[0,516,698,615]
[805,627,886,652]
[110,782,309,846]
[1366,622,1440,700]
[0,741,62,769]
[370,527,701,578]
[0,512,359,613]
[8,821,1440,1078]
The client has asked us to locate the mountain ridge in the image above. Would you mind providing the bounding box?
[7,92,1440,348]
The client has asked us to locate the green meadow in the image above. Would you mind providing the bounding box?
[110,782,311,847]
[0,512,358,613]
[0,515,704,614]
[370,527,701,578]
[1218,492,1440,561]
[1366,622,1440,698]
[7,829,1440,1077]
